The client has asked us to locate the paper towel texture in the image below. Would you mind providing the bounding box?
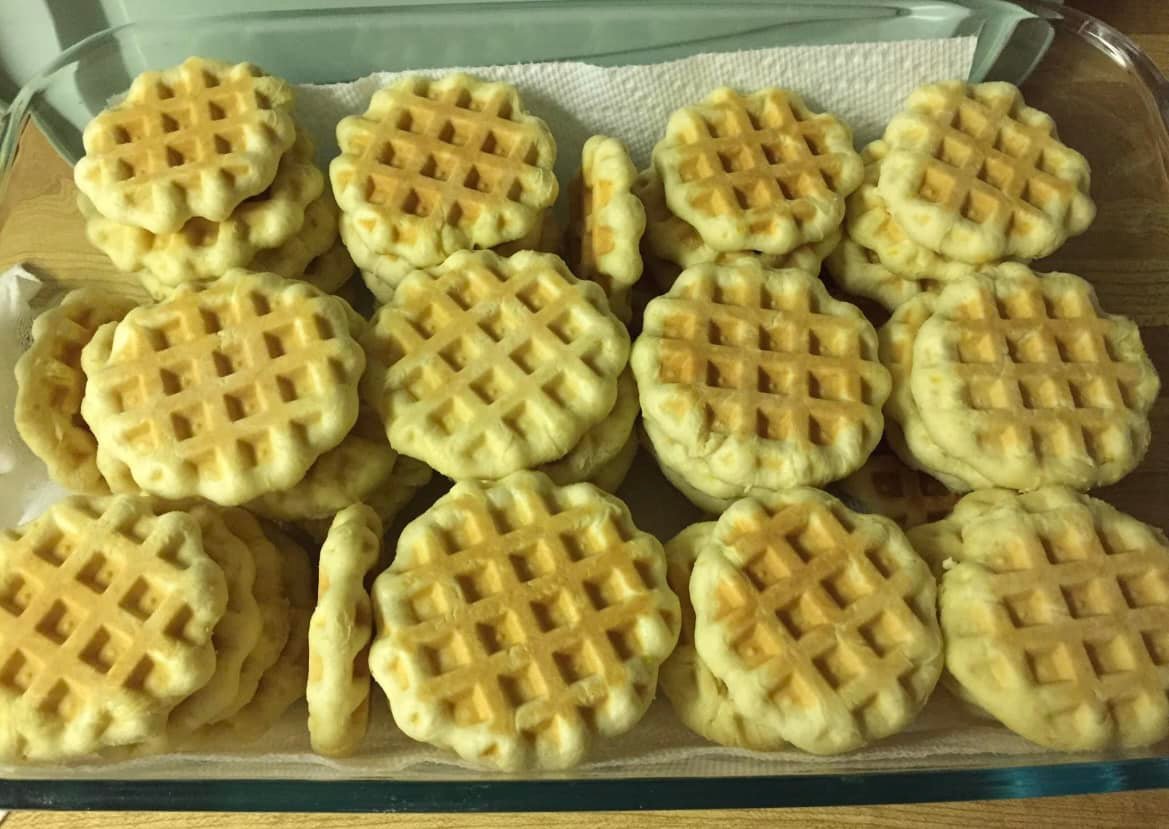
[295,37,978,182]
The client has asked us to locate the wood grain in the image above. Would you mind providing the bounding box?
[2,0,1169,826]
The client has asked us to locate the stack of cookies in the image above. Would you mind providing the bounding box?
[76,57,354,300]
[632,258,892,511]
[359,248,636,490]
[878,264,1160,491]
[825,81,1096,310]
[634,87,857,295]
[330,73,561,304]
[909,487,1169,751]
[0,495,314,762]
[659,489,942,754]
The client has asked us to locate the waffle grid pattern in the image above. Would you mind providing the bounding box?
[81,274,364,504]
[912,272,1157,486]
[655,87,862,255]
[636,264,888,490]
[332,74,557,264]
[0,497,225,759]
[702,500,938,750]
[945,495,1169,746]
[879,81,1094,261]
[14,290,138,495]
[372,478,677,769]
[81,130,322,286]
[76,58,296,233]
[366,251,628,479]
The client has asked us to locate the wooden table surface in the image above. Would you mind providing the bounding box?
[2,0,1168,826]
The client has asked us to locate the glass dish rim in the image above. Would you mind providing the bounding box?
[2,0,1169,812]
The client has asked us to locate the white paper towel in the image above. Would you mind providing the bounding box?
[0,267,69,528]
[294,37,978,182]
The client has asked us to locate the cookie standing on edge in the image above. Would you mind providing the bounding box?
[307,504,383,757]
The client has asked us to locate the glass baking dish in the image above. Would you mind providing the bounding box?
[1,0,1168,812]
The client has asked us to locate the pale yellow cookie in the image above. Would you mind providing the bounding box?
[690,488,942,754]
[923,487,1169,750]
[633,168,837,276]
[14,289,138,495]
[633,260,890,497]
[564,136,646,321]
[166,505,260,735]
[299,239,355,295]
[80,270,365,505]
[369,472,679,770]
[210,508,291,724]
[307,503,382,757]
[587,429,637,494]
[297,454,434,544]
[0,496,227,761]
[909,267,1160,490]
[824,140,975,311]
[248,406,399,522]
[331,73,558,267]
[75,57,297,234]
[879,81,1095,263]
[361,250,629,480]
[79,130,322,286]
[247,189,339,280]
[538,368,638,488]
[653,87,862,255]
[659,523,786,750]
[877,293,993,491]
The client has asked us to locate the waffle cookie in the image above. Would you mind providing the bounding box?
[586,430,638,494]
[659,523,786,750]
[0,496,228,762]
[299,240,356,296]
[633,168,838,277]
[653,87,862,255]
[248,189,339,280]
[350,211,562,306]
[564,136,646,322]
[307,503,382,757]
[633,260,890,500]
[14,289,138,495]
[913,487,1169,750]
[166,505,261,736]
[80,130,322,287]
[909,266,1159,490]
[214,509,290,724]
[80,270,365,505]
[248,407,399,522]
[538,368,639,490]
[690,488,942,754]
[187,525,314,745]
[878,293,993,491]
[331,73,558,268]
[75,57,297,235]
[361,250,629,480]
[879,81,1095,263]
[369,472,680,770]
[825,140,976,311]
[836,450,959,530]
[297,454,434,544]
